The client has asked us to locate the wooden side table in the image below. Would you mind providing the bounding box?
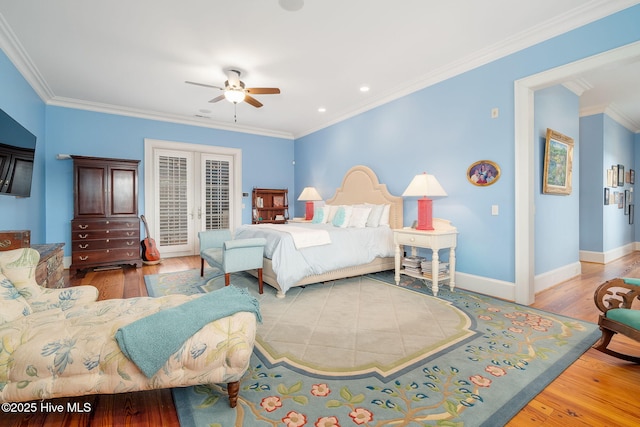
[32,243,65,288]
[394,219,457,296]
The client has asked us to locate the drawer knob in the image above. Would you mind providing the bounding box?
[410,237,415,242]
[127,232,134,236]
[79,224,88,230]
[79,244,88,249]
[79,234,88,239]
[80,256,88,261]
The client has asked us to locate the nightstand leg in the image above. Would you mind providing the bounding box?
[449,247,456,291]
[394,244,402,285]
[431,250,439,296]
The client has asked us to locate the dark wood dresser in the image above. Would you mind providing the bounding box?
[70,156,142,275]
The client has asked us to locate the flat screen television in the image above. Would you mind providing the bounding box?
[0,108,36,197]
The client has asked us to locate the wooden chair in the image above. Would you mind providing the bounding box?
[593,277,640,363]
[198,229,266,294]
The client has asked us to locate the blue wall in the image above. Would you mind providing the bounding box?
[580,114,605,252]
[0,49,46,243]
[602,114,635,252]
[43,107,294,255]
[294,5,640,284]
[534,86,580,275]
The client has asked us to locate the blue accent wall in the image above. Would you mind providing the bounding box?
[602,114,635,252]
[0,49,46,243]
[579,114,605,252]
[533,86,580,275]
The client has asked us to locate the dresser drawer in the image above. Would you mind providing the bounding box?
[72,229,139,241]
[72,247,141,265]
[72,238,139,251]
[394,230,456,248]
[72,218,140,231]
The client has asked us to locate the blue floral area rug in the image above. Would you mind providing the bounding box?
[144,269,600,427]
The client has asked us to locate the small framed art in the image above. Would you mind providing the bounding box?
[604,188,610,205]
[467,160,500,186]
[618,164,625,187]
[542,128,574,195]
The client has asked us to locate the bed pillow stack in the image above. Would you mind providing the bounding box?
[311,204,390,228]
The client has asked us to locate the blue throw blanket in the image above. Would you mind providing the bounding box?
[115,285,262,378]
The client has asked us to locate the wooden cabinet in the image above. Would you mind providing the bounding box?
[70,156,142,275]
[252,188,289,224]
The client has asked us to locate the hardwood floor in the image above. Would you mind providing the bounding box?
[5,254,640,426]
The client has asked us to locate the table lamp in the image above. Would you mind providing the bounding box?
[402,172,447,230]
[297,187,322,220]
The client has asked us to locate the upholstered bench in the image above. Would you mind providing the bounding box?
[0,248,260,406]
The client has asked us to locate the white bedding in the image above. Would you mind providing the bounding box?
[234,223,395,295]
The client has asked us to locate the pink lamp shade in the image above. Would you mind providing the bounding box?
[297,187,322,220]
[402,173,447,230]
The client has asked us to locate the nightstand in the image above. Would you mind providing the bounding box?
[394,219,457,296]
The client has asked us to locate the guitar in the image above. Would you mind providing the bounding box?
[140,215,161,262]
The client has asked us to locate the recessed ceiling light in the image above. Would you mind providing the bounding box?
[318,107,326,113]
[199,109,211,114]
[279,0,304,12]
[360,86,370,92]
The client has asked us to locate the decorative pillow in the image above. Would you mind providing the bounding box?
[349,206,372,228]
[312,206,330,224]
[0,272,32,324]
[379,204,391,226]
[326,205,340,222]
[366,204,385,227]
[332,206,353,228]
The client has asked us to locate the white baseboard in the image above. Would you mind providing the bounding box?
[454,272,516,302]
[534,261,582,293]
[579,242,636,264]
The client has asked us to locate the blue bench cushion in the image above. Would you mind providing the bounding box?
[623,277,640,286]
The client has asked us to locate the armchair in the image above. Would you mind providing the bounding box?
[199,229,267,294]
[593,277,640,363]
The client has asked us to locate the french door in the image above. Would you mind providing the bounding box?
[144,139,242,258]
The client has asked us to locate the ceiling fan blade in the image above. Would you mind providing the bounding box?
[209,94,226,103]
[185,81,224,90]
[246,87,281,95]
[244,95,264,108]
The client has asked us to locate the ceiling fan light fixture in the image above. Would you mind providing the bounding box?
[224,89,246,104]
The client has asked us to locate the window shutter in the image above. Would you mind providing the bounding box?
[157,155,189,246]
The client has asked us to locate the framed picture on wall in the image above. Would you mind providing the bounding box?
[467,160,501,186]
[612,165,618,188]
[618,164,625,187]
[630,204,635,225]
[631,169,636,185]
[604,188,610,205]
[542,128,574,195]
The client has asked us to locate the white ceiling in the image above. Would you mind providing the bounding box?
[0,0,638,139]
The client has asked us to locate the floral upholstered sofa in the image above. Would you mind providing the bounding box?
[0,248,259,407]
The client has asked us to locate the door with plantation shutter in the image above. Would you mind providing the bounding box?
[144,139,242,258]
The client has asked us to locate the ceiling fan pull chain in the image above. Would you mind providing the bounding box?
[234,103,237,123]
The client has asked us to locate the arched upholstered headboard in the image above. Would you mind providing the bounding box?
[325,165,403,229]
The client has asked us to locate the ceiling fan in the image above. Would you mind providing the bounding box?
[186,69,280,108]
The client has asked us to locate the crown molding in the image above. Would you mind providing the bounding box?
[562,78,594,96]
[580,102,640,133]
[0,12,54,101]
[48,97,294,140]
[295,0,640,138]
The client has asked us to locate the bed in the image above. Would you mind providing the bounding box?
[236,165,403,297]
